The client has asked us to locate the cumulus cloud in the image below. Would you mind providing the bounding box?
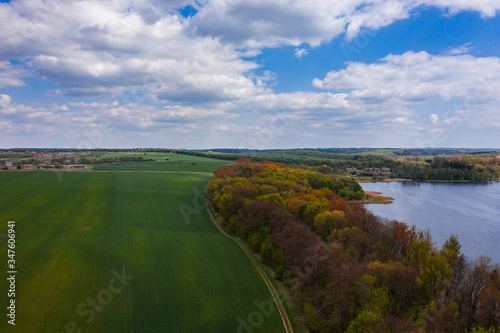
[294,48,308,58]
[312,51,500,146]
[0,94,12,107]
[1,0,497,103]
[0,0,262,101]
[314,51,500,105]
[252,92,350,111]
[429,113,439,124]
[189,0,500,48]
[158,105,228,121]
[425,0,500,17]
[0,97,232,145]
[46,89,64,98]
[444,43,472,55]
[0,61,28,88]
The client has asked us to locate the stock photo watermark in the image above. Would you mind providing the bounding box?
[7,0,60,55]
[340,4,400,61]
[236,299,275,333]
[235,109,291,157]
[54,117,115,183]
[60,268,135,333]
[6,221,16,326]
[415,74,495,148]
[179,188,207,225]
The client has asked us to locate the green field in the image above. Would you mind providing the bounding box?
[229,152,345,162]
[0,171,286,332]
[90,152,234,172]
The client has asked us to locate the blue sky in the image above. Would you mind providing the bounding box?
[1,0,499,149]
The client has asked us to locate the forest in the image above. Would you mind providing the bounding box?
[207,159,500,332]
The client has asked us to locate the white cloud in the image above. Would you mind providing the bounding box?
[314,51,500,105]
[189,0,500,48]
[252,91,350,112]
[159,105,228,120]
[313,51,500,147]
[46,89,64,98]
[294,48,308,58]
[429,113,439,124]
[0,94,12,107]
[425,0,500,17]
[444,43,471,55]
[1,0,497,104]
[0,61,28,88]
[0,0,262,101]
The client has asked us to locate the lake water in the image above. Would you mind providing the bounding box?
[361,181,500,264]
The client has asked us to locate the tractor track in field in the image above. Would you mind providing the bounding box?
[92,170,213,174]
[22,169,214,174]
[205,203,293,333]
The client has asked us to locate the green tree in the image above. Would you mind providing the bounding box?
[443,234,462,256]
[260,193,286,209]
[346,310,385,333]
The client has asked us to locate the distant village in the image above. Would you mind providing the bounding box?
[0,150,90,171]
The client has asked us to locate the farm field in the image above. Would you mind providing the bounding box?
[0,171,286,332]
[229,151,346,162]
[90,152,234,172]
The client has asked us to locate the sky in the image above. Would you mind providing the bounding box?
[0,0,500,149]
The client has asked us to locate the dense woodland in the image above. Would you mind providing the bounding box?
[392,156,500,182]
[207,160,500,332]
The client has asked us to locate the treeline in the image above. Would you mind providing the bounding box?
[391,156,500,182]
[207,160,500,332]
[394,165,492,182]
[298,148,499,156]
[204,148,499,157]
[393,149,499,156]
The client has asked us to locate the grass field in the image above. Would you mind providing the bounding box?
[228,152,346,162]
[90,152,234,172]
[0,171,286,332]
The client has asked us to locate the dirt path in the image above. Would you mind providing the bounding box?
[205,203,293,333]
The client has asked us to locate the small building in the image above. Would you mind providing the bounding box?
[5,161,12,167]
[63,164,89,170]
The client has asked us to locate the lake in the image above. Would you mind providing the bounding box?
[361,181,500,264]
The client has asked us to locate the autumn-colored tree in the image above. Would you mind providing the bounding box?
[313,210,346,240]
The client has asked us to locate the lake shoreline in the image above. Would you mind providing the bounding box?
[358,178,411,183]
[351,191,394,204]
[357,178,498,184]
